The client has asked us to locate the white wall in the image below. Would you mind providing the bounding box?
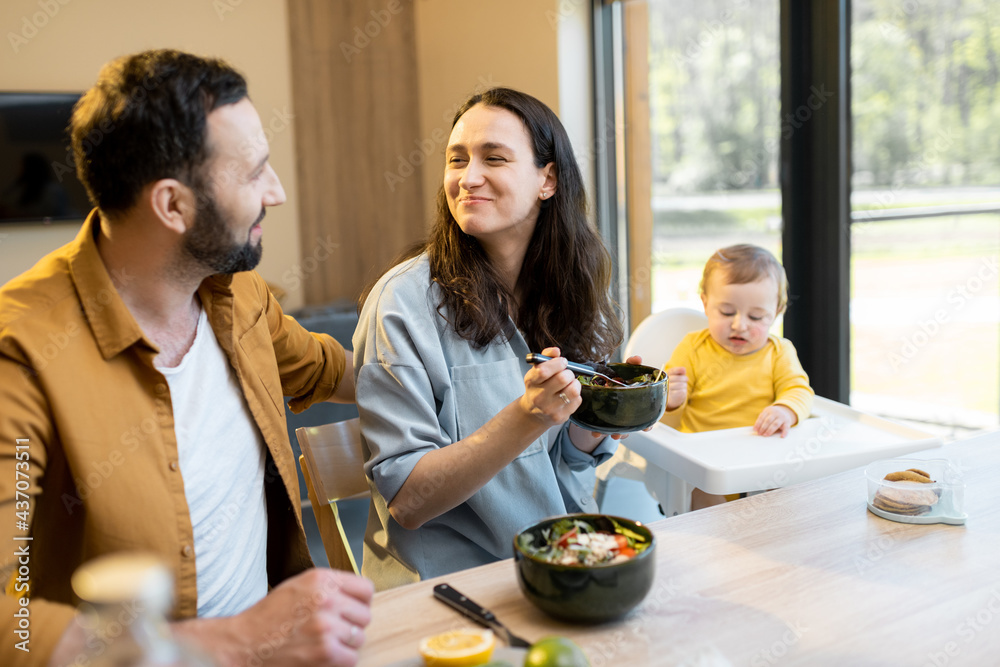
[0,0,304,309]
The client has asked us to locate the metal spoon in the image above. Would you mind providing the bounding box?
[526,353,630,387]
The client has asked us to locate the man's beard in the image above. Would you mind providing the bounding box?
[183,192,264,275]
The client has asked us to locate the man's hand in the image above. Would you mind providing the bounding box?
[753,404,797,438]
[175,568,374,667]
[664,367,688,410]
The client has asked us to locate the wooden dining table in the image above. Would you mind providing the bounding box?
[357,429,1000,666]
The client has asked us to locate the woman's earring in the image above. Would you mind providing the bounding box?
[540,192,549,199]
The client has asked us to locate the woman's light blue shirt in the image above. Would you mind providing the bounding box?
[353,255,616,588]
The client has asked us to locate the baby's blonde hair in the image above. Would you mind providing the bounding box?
[700,244,789,313]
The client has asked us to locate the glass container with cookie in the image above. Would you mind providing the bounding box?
[865,458,967,525]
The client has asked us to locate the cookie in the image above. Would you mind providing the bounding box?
[872,494,932,515]
[884,470,934,483]
[877,484,939,506]
[873,482,940,516]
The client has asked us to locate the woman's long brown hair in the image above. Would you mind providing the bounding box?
[360,87,623,363]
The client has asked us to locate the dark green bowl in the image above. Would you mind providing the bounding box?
[513,513,656,623]
[569,363,667,434]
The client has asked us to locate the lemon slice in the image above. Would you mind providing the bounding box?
[419,628,495,667]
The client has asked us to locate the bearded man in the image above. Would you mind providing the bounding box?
[0,49,372,667]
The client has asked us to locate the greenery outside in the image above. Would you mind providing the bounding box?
[643,0,999,432]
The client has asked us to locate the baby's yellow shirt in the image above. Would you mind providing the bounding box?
[662,329,814,433]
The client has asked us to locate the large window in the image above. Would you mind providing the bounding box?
[850,0,999,434]
[604,0,999,433]
[642,0,782,315]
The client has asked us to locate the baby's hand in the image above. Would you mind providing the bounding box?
[665,367,688,410]
[754,405,797,438]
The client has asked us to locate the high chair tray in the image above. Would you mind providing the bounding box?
[621,397,943,495]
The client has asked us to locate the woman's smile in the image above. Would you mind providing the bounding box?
[458,195,492,205]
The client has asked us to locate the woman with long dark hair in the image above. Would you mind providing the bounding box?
[354,88,628,587]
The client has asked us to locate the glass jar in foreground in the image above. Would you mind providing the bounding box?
[70,552,213,667]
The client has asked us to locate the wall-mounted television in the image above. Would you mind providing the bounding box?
[0,92,92,224]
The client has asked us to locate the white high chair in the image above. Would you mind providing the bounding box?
[594,307,707,517]
[596,307,942,518]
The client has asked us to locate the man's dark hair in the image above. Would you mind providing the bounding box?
[70,49,248,215]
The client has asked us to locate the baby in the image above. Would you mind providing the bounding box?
[662,244,814,508]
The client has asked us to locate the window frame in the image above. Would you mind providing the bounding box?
[595,0,853,401]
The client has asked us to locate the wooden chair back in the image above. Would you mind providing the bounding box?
[296,419,369,573]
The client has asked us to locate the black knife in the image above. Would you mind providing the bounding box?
[432,583,531,648]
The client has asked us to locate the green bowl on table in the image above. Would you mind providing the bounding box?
[513,513,656,623]
[569,362,667,434]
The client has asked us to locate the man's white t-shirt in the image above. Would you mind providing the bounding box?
[157,308,269,617]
